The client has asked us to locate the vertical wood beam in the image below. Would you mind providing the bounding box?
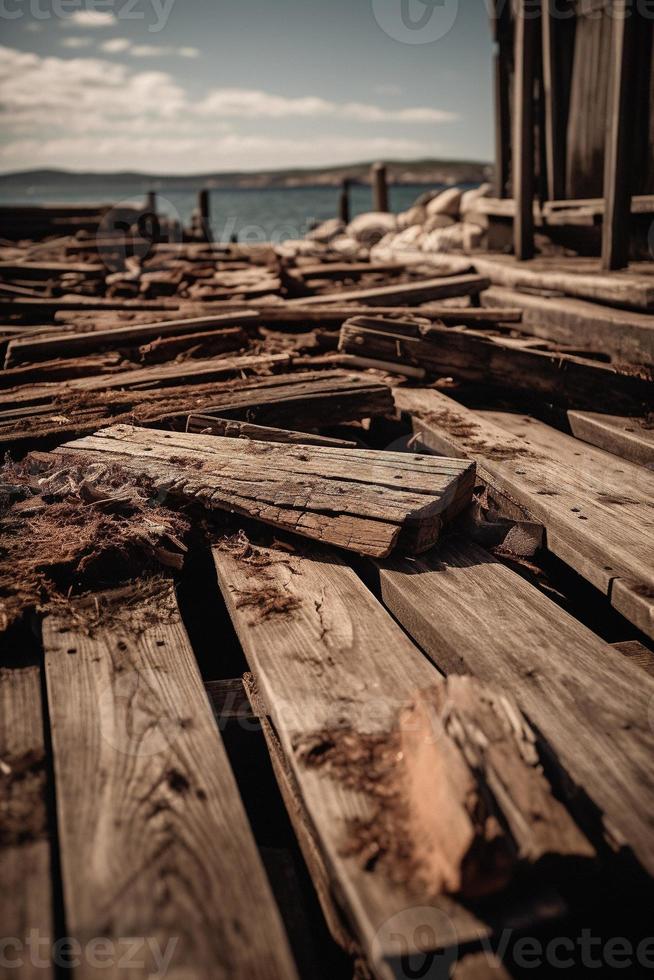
[602,1,638,270]
[371,162,389,213]
[491,0,512,199]
[513,0,539,260]
[542,0,566,201]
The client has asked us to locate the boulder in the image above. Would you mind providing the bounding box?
[426,187,464,218]
[421,223,467,253]
[329,235,362,258]
[347,211,397,246]
[460,182,492,214]
[397,204,427,230]
[306,217,345,243]
[393,224,426,247]
[423,214,457,233]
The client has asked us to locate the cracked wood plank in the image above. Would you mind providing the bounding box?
[42,581,297,980]
[395,388,654,639]
[375,537,654,879]
[56,424,475,557]
[0,665,53,980]
[212,539,564,979]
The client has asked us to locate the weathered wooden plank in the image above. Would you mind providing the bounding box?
[568,410,654,469]
[186,414,358,447]
[43,582,297,980]
[406,253,654,311]
[394,388,654,638]
[375,537,654,878]
[0,665,53,980]
[5,313,257,365]
[339,318,652,412]
[291,275,490,307]
[612,640,654,678]
[481,286,654,366]
[0,371,395,451]
[212,538,564,978]
[56,424,475,558]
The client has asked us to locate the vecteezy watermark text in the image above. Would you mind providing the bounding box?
[0,933,179,974]
[372,0,654,46]
[0,0,176,32]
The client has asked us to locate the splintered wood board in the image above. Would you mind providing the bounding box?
[395,388,654,639]
[212,540,563,978]
[0,666,54,980]
[568,410,654,469]
[42,582,297,980]
[375,539,654,879]
[57,424,475,557]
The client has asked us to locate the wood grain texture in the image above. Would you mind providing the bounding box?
[212,539,563,978]
[57,424,475,557]
[338,318,651,412]
[481,285,654,366]
[4,313,257,365]
[376,537,654,878]
[290,275,490,307]
[0,665,53,980]
[568,410,654,468]
[186,414,358,448]
[410,252,654,311]
[43,582,297,980]
[395,388,654,638]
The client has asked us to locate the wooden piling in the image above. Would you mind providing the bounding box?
[371,162,389,213]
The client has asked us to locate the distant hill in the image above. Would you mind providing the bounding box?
[0,159,491,192]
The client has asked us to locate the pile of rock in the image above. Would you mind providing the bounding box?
[304,182,492,258]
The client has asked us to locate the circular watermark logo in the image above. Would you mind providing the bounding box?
[371,906,458,979]
[98,668,183,757]
[96,195,182,273]
[372,0,460,44]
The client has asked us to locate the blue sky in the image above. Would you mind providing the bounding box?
[0,0,494,173]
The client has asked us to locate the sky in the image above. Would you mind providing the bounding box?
[0,0,495,174]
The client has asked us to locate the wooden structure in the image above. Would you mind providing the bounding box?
[492,0,654,267]
[1,229,654,978]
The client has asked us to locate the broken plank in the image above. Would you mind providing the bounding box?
[4,312,258,365]
[186,414,358,448]
[42,581,297,980]
[375,537,654,879]
[0,665,54,980]
[410,253,654,311]
[394,388,654,639]
[291,274,490,307]
[212,538,564,978]
[56,424,475,557]
[568,410,654,469]
[481,286,654,366]
[339,318,653,412]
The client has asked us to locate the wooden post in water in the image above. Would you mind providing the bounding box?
[338,178,351,224]
[198,188,212,243]
[371,162,389,213]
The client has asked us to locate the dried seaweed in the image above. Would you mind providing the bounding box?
[0,454,190,630]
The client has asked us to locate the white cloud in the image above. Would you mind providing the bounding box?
[130,44,201,58]
[66,11,117,27]
[96,40,201,58]
[61,37,94,49]
[0,44,455,173]
[196,89,455,123]
[100,38,132,53]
